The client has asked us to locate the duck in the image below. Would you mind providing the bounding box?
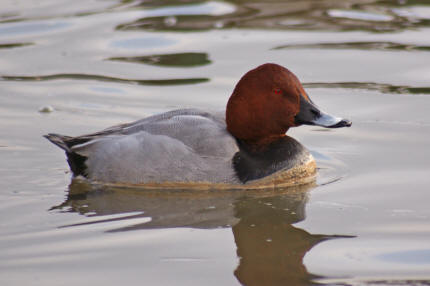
[45,63,351,189]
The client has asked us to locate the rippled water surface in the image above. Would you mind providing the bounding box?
[1,0,430,285]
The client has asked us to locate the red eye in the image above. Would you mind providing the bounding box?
[274,88,281,95]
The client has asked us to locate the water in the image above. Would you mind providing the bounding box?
[1,0,430,285]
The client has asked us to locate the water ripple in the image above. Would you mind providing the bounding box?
[274,41,430,52]
[117,0,430,32]
[1,73,209,86]
[303,82,430,95]
[0,42,33,49]
[108,52,211,67]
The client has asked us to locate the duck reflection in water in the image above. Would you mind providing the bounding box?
[53,179,348,285]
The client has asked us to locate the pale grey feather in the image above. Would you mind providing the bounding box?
[70,109,240,184]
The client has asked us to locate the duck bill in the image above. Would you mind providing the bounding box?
[294,94,352,128]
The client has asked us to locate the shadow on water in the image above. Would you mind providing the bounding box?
[51,179,352,285]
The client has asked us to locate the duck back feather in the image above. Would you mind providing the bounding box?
[45,109,240,184]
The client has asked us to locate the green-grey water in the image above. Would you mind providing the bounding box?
[1,0,430,285]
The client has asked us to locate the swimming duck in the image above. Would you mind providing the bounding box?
[45,63,351,189]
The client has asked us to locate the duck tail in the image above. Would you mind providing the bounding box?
[44,133,88,177]
[43,133,73,152]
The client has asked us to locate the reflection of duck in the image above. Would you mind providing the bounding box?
[232,195,329,286]
[45,63,350,188]
[53,180,347,285]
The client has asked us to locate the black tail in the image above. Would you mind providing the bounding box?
[44,133,88,177]
[44,133,73,152]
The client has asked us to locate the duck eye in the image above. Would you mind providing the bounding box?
[274,88,282,95]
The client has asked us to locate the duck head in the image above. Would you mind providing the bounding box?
[226,63,351,146]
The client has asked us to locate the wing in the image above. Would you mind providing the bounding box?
[47,109,240,184]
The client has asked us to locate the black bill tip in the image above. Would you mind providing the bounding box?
[329,119,352,128]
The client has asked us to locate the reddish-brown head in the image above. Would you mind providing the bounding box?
[226,63,308,146]
[226,63,351,147]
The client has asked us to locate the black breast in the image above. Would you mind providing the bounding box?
[232,136,309,183]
